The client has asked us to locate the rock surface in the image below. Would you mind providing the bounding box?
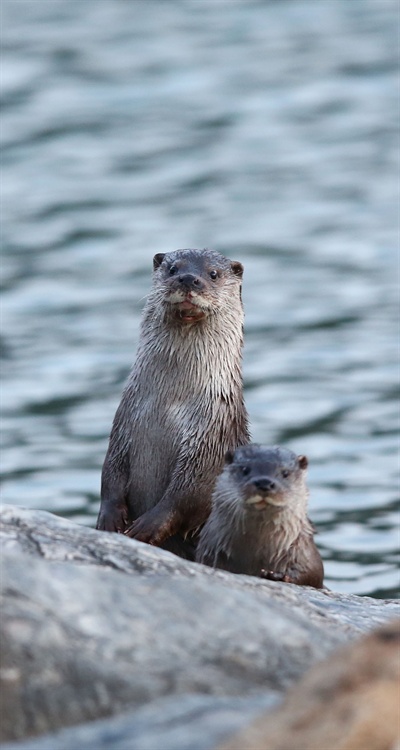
[1,505,399,748]
[219,619,400,750]
[0,694,280,750]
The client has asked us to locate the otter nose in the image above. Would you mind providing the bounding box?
[253,477,276,492]
[178,273,201,289]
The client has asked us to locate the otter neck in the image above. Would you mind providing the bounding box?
[217,494,311,565]
[253,506,311,562]
[137,298,244,399]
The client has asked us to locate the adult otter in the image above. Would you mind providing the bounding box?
[196,444,324,588]
[96,248,249,559]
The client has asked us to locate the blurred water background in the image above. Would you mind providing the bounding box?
[1,0,399,597]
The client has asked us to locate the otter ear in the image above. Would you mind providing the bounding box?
[153,253,165,270]
[225,449,235,465]
[231,261,243,278]
[298,455,308,470]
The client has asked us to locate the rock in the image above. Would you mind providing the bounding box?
[1,505,399,746]
[219,619,400,750]
[0,694,281,750]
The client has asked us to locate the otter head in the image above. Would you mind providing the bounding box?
[223,444,309,513]
[152,249,243,325]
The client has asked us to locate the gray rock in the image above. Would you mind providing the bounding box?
[1,505,398,747]
[0,693,281,750]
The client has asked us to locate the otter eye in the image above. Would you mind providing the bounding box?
[241,466,250,476]
[209,270,218,280]
[281,469,290,479]
[169,265,178,275]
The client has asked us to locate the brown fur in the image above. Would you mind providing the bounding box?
[96,249,249,558]
[196,444,324,588]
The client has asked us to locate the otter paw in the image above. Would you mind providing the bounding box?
[260,569,288,582]
[96,503,129,534]
[124,512,166,545]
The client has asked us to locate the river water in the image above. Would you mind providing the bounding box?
[2,0,399,598]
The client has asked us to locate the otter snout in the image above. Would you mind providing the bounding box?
[165,270,211,322]
[243,474,285,510]
[252,476,277,493]
[177,273,205,291]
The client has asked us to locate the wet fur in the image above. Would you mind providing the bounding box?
[196,444,324,588]
[97,249,249,557]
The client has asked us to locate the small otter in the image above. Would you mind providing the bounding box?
[96,248,249,558]
[196,444,324,588]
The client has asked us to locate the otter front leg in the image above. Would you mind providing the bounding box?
[124,503,182,545]
[125,480,209,546]
[96,453,130,533]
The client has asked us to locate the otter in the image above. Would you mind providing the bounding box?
[96,248,249,559]
[196,444,324,588]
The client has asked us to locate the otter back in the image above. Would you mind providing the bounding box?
[96,248,249,559]
[196,444,324,588]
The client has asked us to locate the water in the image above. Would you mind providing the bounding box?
[1,0,399,598]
